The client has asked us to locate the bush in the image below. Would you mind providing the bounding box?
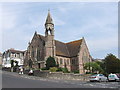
[41,67,48,70]
[46,56,56,69]
[56,67,62,72]
[74,70,79,74]
[50,67,58,72]
[62,68,69,73]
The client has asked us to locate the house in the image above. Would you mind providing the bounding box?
[24,11,92,74]
[2,48,25,68]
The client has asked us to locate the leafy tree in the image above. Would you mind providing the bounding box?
[84,62,103,74]
[95,61,104,73]
[46,56,56,69]
[104,54,120,74]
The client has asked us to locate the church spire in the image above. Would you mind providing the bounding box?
[45,10,54,36]
[45,10,53,25]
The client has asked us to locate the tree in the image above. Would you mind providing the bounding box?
[46,56,56,69]
[95,61,104,73]
[104,54,120,74]
[84,62,103,74]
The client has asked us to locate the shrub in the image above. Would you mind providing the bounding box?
[41,67,48,70]
[50,67,58,72]
[74,70,79,74]
[62,68,69,73]
[56,67,62,72]
[46,56,56,69]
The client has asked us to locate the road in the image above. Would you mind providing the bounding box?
[2,71,120,88]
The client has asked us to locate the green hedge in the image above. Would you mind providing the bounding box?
[50,67,58,72]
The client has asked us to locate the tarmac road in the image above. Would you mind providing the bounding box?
[2,71,120,88]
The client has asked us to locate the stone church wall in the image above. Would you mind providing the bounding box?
[55,56,71,71]
[78,38,92,74]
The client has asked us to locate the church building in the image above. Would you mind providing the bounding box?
[24,11,92,74]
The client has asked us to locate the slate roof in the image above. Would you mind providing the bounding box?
[66,40,82,57]
[37,34,83,58]
[55,40,70,57]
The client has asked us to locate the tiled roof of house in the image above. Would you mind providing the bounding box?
[7,49,24,53]
[37,34,83,57]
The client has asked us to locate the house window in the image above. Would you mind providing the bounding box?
[15,54,16,57]
[32,46,34,58]
[71,59,76,65]
[60,58,63,64]
[74,59,78,65]
[67,59,69,65]
[32,52,34,57]
[56,58,58,64]
[37,50,40,60]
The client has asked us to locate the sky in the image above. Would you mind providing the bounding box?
[0,2,118,59]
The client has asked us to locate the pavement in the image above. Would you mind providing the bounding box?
[1,70,120,88]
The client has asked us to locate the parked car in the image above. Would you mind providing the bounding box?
[108,73,120,82]
[89,74,108,82]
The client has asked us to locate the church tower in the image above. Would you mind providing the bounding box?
[45,10,55,60]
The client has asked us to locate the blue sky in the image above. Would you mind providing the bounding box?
[0,2,118,59]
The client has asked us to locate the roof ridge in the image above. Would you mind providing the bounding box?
[66,39,83,44]
[8,48,24,52]
[55,39,65,44]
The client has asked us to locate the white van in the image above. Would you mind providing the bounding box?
[108,73,120,82]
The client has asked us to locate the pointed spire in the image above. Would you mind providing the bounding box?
[34,31,37,36]
[35,31,37,34]
[28,41,30,45]
[45,10,53,25]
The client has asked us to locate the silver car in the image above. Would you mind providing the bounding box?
[89,74,108,82]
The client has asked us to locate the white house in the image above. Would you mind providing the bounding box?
[2,48,25,68]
